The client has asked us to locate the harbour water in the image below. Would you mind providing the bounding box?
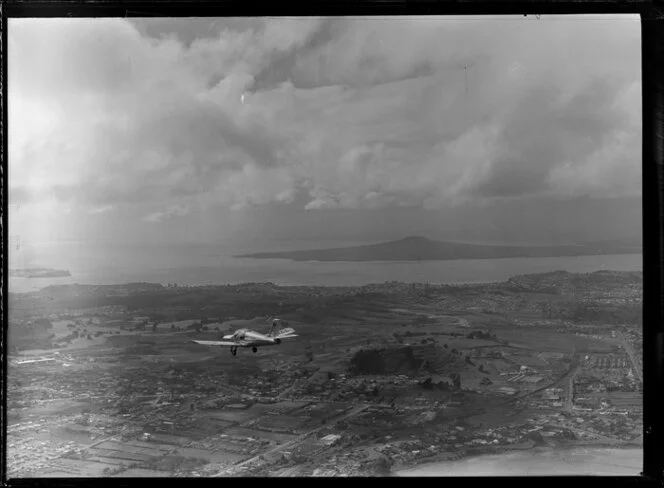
[8,240,642,293]
[395,446,643,476]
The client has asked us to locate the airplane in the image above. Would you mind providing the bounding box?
[191,318,298,356]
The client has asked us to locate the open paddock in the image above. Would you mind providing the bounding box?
[37,458,115,477]
[96,440,169,456]
[145,433,190,445]
[114,468,172,477]
[463,403,526,429]
[20,399,89,417]
[120,439,174,452]
[202,408,264,424]
[172,447,247,464]
[188,417,243,434]
[168,426,211,441]
[86,456,129,466]
[224,427,298,443]
[211,439,255,455]
[196,415,236,431]
[389,308,421,316]
[52,426,97,444]
[88,448,157,463]
[95,441,149,454]
[496,329,617,354]
[446,338,503,350]
[260,400,308,413]
[296,402,352,418]
[508,354,550,368]
[253,414,308,433]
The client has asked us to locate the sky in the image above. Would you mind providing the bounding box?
[8,15,642,247]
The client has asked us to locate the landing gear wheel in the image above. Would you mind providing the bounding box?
[231,347,237,356]
[252,347,258,353]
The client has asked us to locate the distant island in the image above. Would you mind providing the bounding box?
[236,236,642,262]
[10,268,72,279]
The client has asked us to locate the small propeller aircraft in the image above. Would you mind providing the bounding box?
[191,318,298,356]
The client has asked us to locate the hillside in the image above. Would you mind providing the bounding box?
[236,236,641,262]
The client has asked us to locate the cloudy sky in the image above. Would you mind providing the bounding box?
[9,15,642,247]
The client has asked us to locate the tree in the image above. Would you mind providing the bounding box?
[373,456,393,476]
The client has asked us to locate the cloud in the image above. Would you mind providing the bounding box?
[9,18,321,211]
[89,205,115,215]
[9,15,641,229]
[144,203,191,223]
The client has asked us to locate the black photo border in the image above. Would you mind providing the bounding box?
[1,1,662,486]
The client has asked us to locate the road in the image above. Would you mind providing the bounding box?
[212,403,370,476]
[502,358,579,407]
[616,331,642,383]
[277,367,321,400]
[564,368,579,413]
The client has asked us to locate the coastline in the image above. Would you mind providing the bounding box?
[8,253,642,294]
[393,444,643,476]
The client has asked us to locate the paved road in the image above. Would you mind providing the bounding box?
[277,368,321,400]
[564,368,579,413]
[617,331,642,383]
[213,403,369,476]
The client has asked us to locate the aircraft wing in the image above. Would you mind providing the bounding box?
[191,340,239,347]
[276,334,298,339]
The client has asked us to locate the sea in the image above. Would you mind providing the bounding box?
[8,241,643,293]
[395,446,643,476]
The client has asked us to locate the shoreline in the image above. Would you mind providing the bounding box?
[8,256,643,295]
[393,444,643,477]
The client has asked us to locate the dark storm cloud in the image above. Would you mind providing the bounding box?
[9,16,641,244]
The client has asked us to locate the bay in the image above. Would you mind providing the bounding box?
[8,241,642,293]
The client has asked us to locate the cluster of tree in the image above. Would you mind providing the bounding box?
[558,303,642,326]
[34,318,54,329]
[403,330,427,337]
[466,330,497,340]
[413,314,436,325]
[420,376,452,391]
[368,455,394,476]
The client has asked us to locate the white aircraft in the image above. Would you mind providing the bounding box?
[191,318,298,356]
